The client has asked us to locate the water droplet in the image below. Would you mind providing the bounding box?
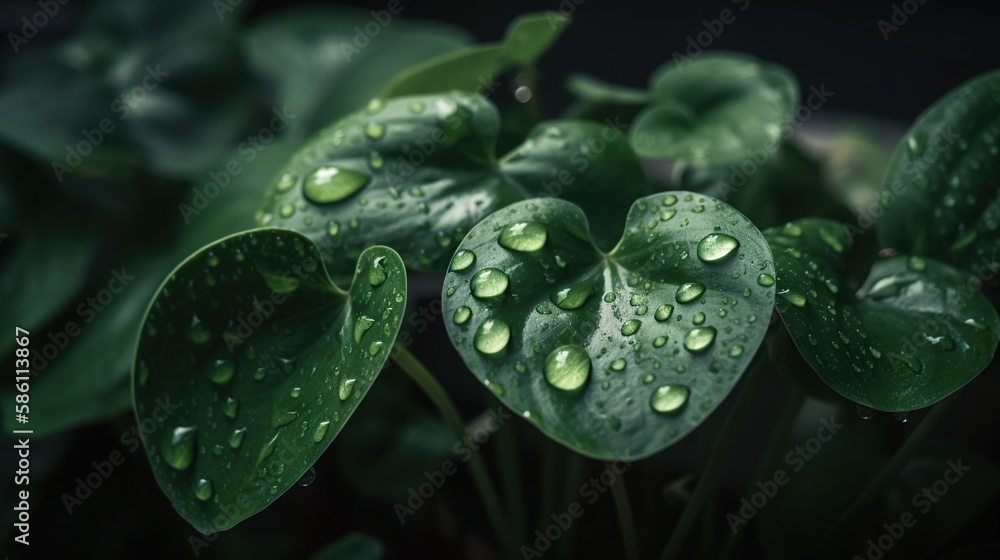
[297,467,317,487]
[894,411,912,423]
[453,306,472,325]
[650,385,689,414]
[279,204,295,218]
[229,427,246,449]
[272,410,298,427]
[209,357,236,384]
[662,195,678,206]
[369,256,388,286]
[610,358,626,371]
[676,283,706,303]
[856,404,874,420]
[655,305,674,321]
[162,426,197,470]
[729,345,744,357]
[604,292,617,303]
[276,173,295,192]
[365,122,385,139]
[339,377,357,401]
[451,250,476,271]
[223,396,239,419]
[697,233,740,263]
[470,269,509,298]
[195,478,213,501]
[313,420,331,443]
[964,318,988,331]
[187,316,211,344]
[907,256,927,271]
[692,312,706,325]
[369,340,384,355]
[354,316,375,343]
[653,336,667,348]
[498,222,547,252]
[474,319,511,355]
[303,166,369,204]
[818,228,844,253]
[683,327,717,353]
[410,102,425,113]
[778,290,807,308]
[551,283,595,310]
[757,274,775,287]
[366,98,384,114]
[620,319,641,336]
[544,346,591,391]
[258,434,279,464]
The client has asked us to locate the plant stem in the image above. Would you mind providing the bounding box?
[392,344,517,558]
[608,461,639,560]
[494,405,526,542]
[809,392,959,553]
[718,385,806,559]
[659,350,771,560]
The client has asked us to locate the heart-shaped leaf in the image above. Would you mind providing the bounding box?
[766,218,1000,412]
[133,229,406,533]
[257,92,650,280]
[876,69,1000,274]
[379,12,570,98]
[629,52,799,164]
[442,193,776,459]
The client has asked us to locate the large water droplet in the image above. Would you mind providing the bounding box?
[229,427,246,449]
[474,319,511,355]
[297,467,317,487]
[312,420,331,443]
[550,283,595,310]
[303,166,369,204]
[369,256,388,286]
[354,316,375,343]
[654,304,674,321]
[683,327,717,353]
[676,283,706,303]
[907,256,927,272]
[650,385,689,414]
[470,269,509,298]
[194,478,213,501]
[620,319,641,336]
[223,396,239,419]
[778,290,807,308]
[757,274,775,287]
[209,357,236,384]
[856,404,874,420]
[365,122,385,139]
[272,410,298,427]
[162,426,197,470]
[450,250,476,271]
[498,222,547,252]
[543,345,591,391]
[339,377,357,401]
[697,233,740,263]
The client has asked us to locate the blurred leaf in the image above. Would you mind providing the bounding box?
[877,69,1000,275]
[380,12,570,98]
[244,6,472,141]
[309,532,384,560]
[134,231,406,533]
[766,218,1000,412]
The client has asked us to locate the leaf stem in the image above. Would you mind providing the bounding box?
[608,460,640,560]
[392,344,517,558]
[809,392,959,553]
[660,350,771,560]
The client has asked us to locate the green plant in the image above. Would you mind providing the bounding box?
[5,2,1000,559]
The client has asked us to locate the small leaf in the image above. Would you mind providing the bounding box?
[766,218,1000,411]
[876,69,1000,274]
[442,193,775,459]
[629,52,799,164]
[258,92,651,279]
[134,229,406,532]
[380,12,570,98]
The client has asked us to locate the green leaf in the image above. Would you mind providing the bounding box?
[257,92,651,280]
[244,6,471,141]
[766,218,1000,412]
[380,12,570,98]
[876,69,1000,273]
[442,193,775,459]
[629,52,799,164]
[133,230,406,532]
[309,532,383,560]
